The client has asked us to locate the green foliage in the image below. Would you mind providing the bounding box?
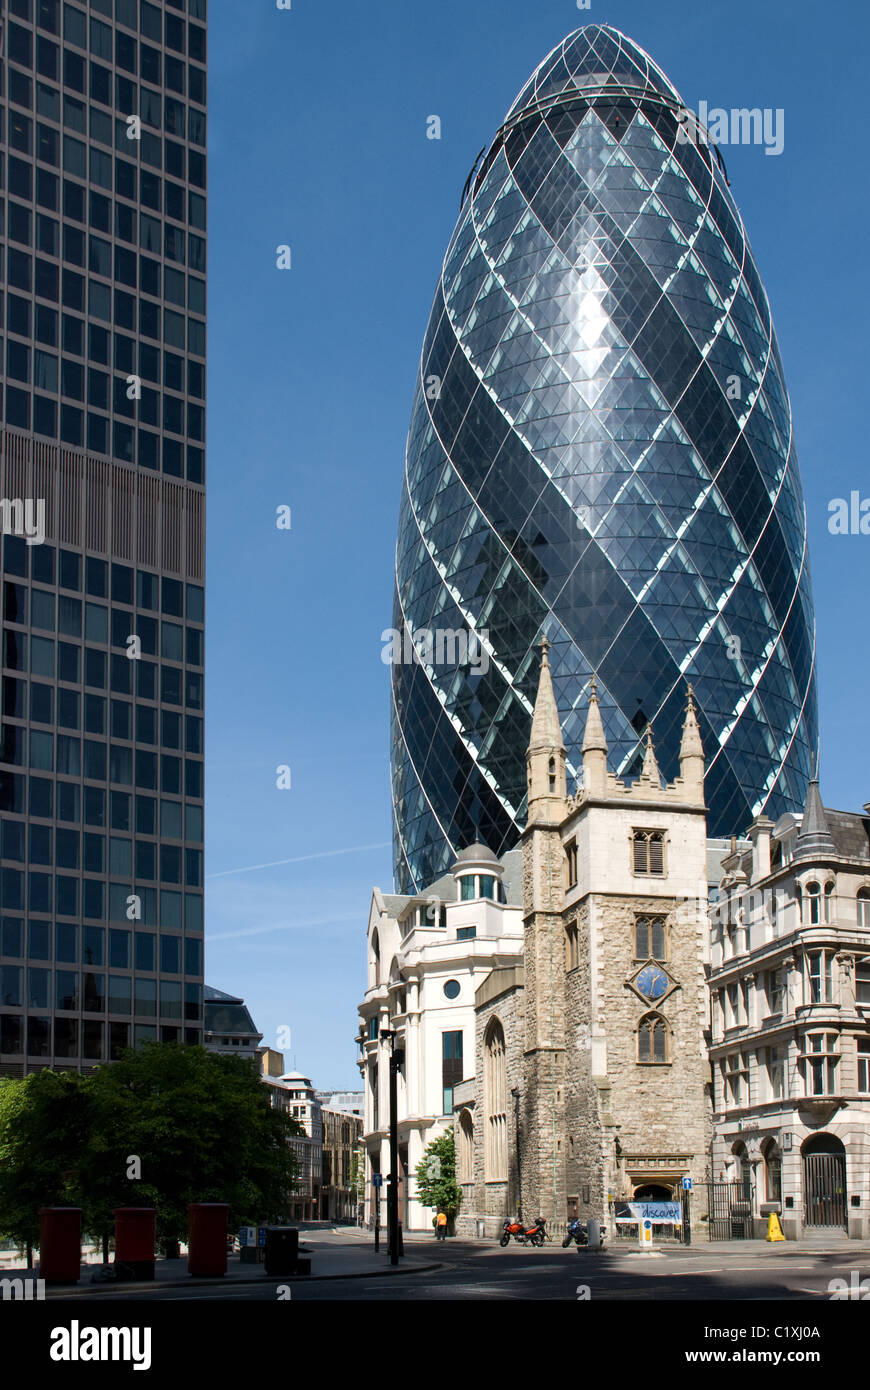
[0,1044,302,1249]
[414,1129,462,1216]
[0,1071,91,1247]
[350,1143,366,1201]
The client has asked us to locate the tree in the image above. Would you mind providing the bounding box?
[80,1043,301,1250]
[0,1071,91,1255]
[0,1045,303,1258]
[414,1129,461,1223]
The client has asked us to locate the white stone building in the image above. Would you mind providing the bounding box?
[356,848,523,1230]
[709,785,870,1238]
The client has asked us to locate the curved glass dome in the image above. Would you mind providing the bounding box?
[507,24,681,115]
[391,24,818,893]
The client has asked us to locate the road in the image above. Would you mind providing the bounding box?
[54,1235,870,1302]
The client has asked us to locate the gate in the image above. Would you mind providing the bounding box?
[703,1181,754,1240]
[803,1152,847,1229]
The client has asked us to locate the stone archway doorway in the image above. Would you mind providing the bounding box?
[802,1134,847,1230]
[632,1182,675,1201]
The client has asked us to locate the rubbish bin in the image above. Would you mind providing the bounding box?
[264,1226,298,1276]
[113,1207,156,1281]
[38,1207,81,1284]
[187,1203,229,1277]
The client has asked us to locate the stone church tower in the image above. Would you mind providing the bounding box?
[521,644,712,1227]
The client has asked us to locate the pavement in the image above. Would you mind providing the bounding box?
[1,1227,441,1296]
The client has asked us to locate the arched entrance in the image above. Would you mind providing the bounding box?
[802,1134,847,1229]
[731,1141,752,1202]
[632,1183,674,1201]
[761,1139,782,1204]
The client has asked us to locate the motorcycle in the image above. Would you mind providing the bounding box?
[561,1218,606,1249]
[499,1216,548,1247]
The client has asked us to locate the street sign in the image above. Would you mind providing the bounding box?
[682,1177,693,1191]
[372,1173,383,1189]
[257,1227,267,1247]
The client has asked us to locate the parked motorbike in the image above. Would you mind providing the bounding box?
[561,1218,606,1249]
[499,1216,548,1247]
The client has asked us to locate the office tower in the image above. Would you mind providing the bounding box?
[391,24,817,892]
[0,0,206,1074]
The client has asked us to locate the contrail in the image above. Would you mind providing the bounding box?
[206,912,360,942]
[205,841,390,880]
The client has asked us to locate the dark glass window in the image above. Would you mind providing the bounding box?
[30,777,53,818]
[135,932,156,972]
[110,790,131,832]
[112,563,134,606]
[56,876,79,917]
[90,61,111,106]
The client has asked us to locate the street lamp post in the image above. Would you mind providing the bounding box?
[380,1029,405,1266]
[511,1086,522,1222]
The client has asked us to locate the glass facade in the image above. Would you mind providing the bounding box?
[0,0,206,1071]
[391,24,817,893]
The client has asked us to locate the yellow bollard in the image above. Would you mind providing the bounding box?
[766,1211,786,1242]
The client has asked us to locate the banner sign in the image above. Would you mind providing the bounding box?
[613,1201,682,1224]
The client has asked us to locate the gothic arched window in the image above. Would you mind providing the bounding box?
[632,830,665,876]
[805,881,821,925]
[635,915,666,960]
[458,1109,474,1184]
[484,1018,507,1181]
[637,1012,667,1064]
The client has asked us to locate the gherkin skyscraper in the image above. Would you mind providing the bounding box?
[391,24,818,894]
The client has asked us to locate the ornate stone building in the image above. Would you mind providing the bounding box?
[456,643,712,1234]
[708,787,870,1238]
[357,855,523,1230]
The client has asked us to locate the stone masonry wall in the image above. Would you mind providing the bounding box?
[454,982,525,1239]
[587,892,712,1212]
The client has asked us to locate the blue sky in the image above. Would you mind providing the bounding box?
[204,0,870,1088]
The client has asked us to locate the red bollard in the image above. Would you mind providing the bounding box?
[38,1207,81,1284]
[187,1202,229,1276]
[113,1207,156,1280]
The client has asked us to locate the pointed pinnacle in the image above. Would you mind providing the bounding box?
[581,673,607,755]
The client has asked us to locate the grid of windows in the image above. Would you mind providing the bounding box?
[0,2,206,1067]
[1,0,207,479]
[0,533,204,1061]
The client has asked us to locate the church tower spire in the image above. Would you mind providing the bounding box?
[581,675,608,795]
[526,638,566,823]
[679,684,705,801]
[639,724,662,788]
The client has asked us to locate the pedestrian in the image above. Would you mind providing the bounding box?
[436,1209,448,1241]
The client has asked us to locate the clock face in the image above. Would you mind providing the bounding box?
[636,964,668,1001]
